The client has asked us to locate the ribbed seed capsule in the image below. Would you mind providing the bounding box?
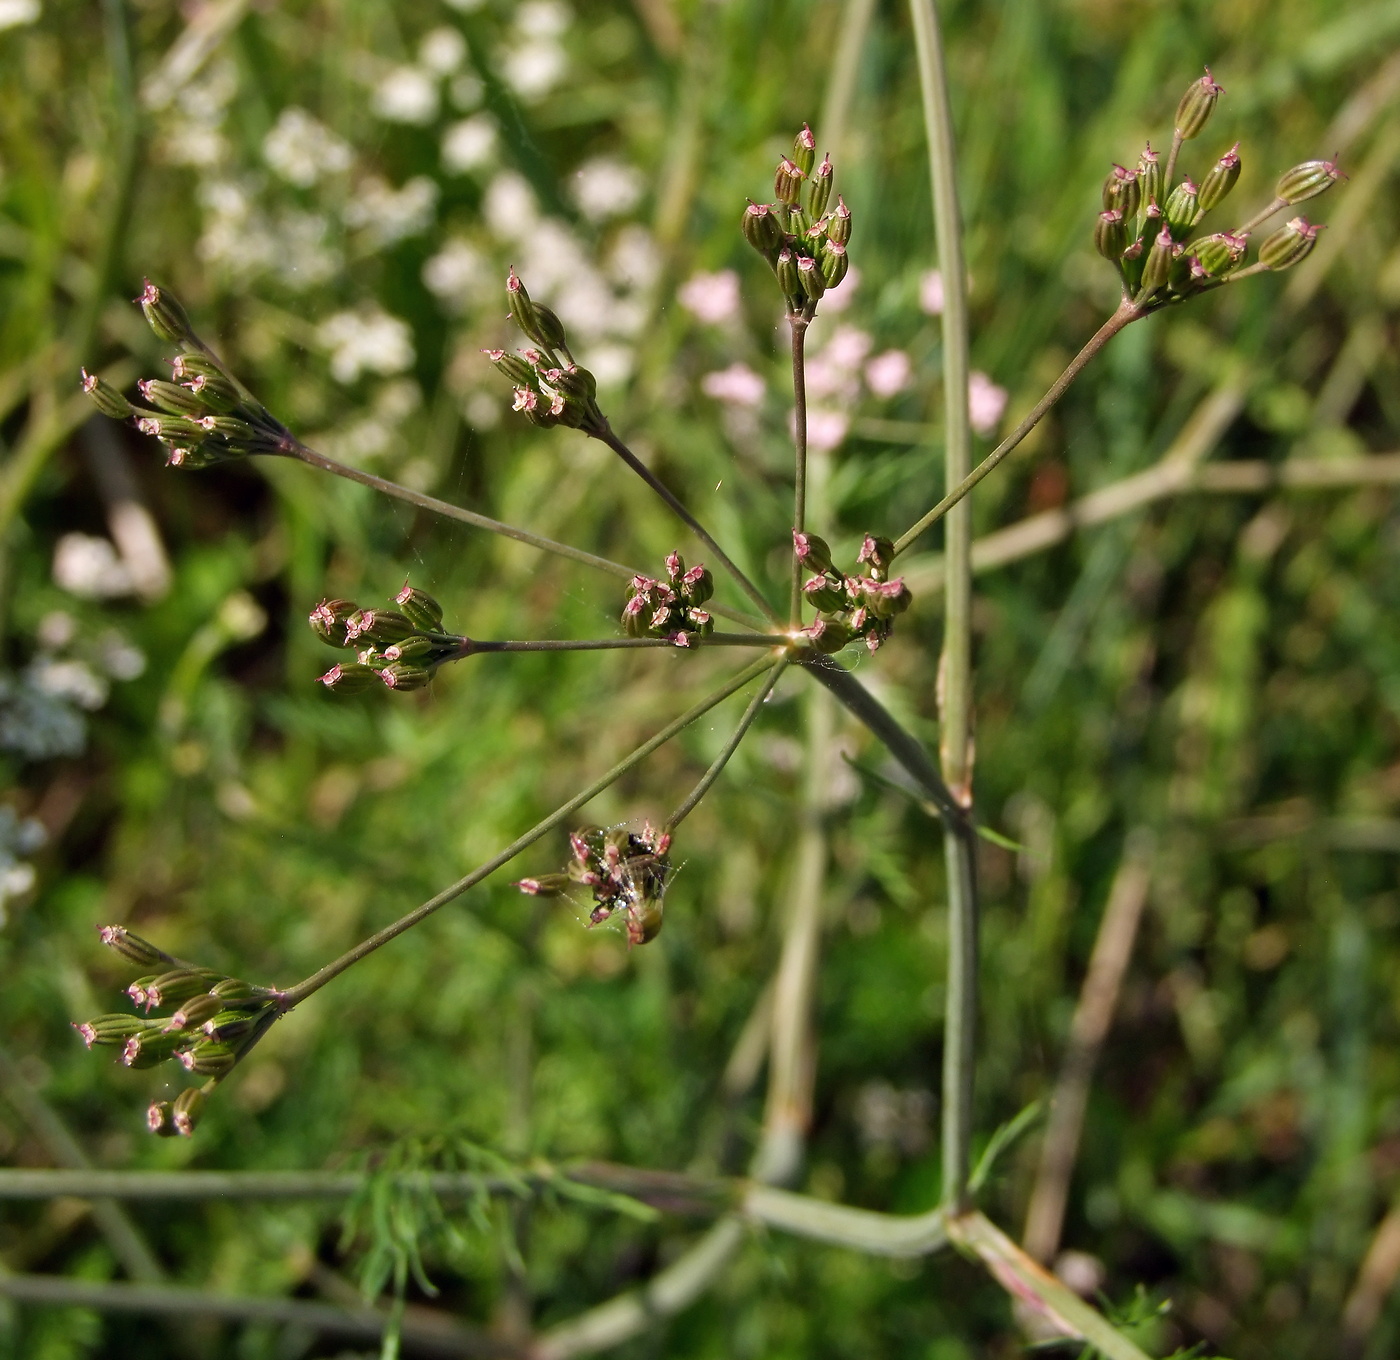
[168,993,224,1030]
[515,873,572,896]
[380,661,433,691]
[172,1087,205,1137]
[792,124,816,177]
[201,1010,261,1043]
[179,370,241,413]
[317,662,380,693]
[793,530,835,573]
[345,609,417,644]
[139,379,207,418]
[1275,158,1343,206]
[797,255,825,302]
[81,369,134,419]
[820,241,849,289]
[1137,145,1162,221]
[528,302,569,352]
[146,968,223,1009]
[1185,232,1246,277]
[1101,165,1140,220]
[308,598,358,647]
[1139,228,1175,296]
[774,157,804,205]
[1094,210,1127,261]
[742,201,783,255]
[804,577,845,612]
[1175,67,1223,140]
[483,349,537,386]
[776,249,800,299]
[1258,217,1323,270]
[1197,144,1241,213]
[382,637,435,663]
[73,1015,150,1048]
[99,925,172,967]
[148,1101,176,1136]
[179,1042,237,1077]
[139,280,196,345]
[394,584,444,631]
[828,197,851,245]
[123,1028,190,1068]
[808,154,833,218]
[1163,179,1199,238]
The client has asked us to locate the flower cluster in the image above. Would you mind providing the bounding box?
[795,532,912,654]
[74,926,283,1136]
[516,824,672,946]
[311,584,465,693]
[482,269,607,434]
[742,125,851,318]
[621,553,715,645]
[80,281,292,468]
[1095,69,1342,308]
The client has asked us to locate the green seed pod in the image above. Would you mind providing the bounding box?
[808,154,833,219]
[742,201,784,256]
[211,977,264,1001]
[135,414,205,443]
[99,925,173,967]
[685,608,714,638]
[680,564,713,605]
[807,616,853,655]
[827,197,852,246]
[1197,143,1241,213]
[380,661,433,692]
[1138,228,1175,297]
[147,1100,178,1136]
[201,1010,261,1043]
[483,349,538,387]
[515,873,572,897]
[856,534,896,579]
[81,369,134,419]
[1275,157,1343,206]
[139,279,196,345]
[792,124,816,178]
[168,993,224,1030]
[1101,165,1140,221]
[394,583,444,631]
[346,609,417,645]
[317,662,381,694]
[138,379,208,418]
[528,302,569,352]
[797,254,825,302]
[625,893,664,947]
[123,1028,191,1068]
[1168,246,1196,293]
[793,531,835,574]
[1136,144,1162,221]
[820,240,849,289]
[382,636,436,663]
[774,156,805,206]
[803,577,845,612]
[547,364,597,405]
[1163,179,1199,238]
[506,268,541,340]
[1094,210,1127,261]
[179,1041,237,1077]
[1120,236,1145,293]
[179,370,241,413]
[1258,216,1323,270]
[127,976,158,1008]
[1174,67,1223,141]
[308,598,359,647]
[172,1087,205,1137]
[1185,231,1246,277]
[73,1014,151,1049]
[776,248,800,300]
[145,968,224,1010]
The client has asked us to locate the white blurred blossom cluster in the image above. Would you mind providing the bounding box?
[0,807,44,926]
[317,308,416,385]
[0,0,39,32]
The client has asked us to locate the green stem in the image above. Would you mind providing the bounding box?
[1161,127,1184,194]
[467,634,791,655]
[1232,195,1288,237]
[891,301,1141,557]
[594,423,782,625]
[665,660,788,831]
[789,317,810,624]
[280,655,779,1006]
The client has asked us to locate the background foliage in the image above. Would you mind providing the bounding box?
[2,0,1399,1356]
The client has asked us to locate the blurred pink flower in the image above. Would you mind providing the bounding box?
[823,325,874,371]
[678,269,741,324]
[968,370,1007,435]
[793,408,849,452]
[864,349,911,398]
[920,269,944,315]
[821,263,861,313]
[701,362,765,407]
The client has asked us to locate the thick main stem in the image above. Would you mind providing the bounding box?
[281,655,778,1006]
[789,317,810,624]
[595,424,781,625]
[891,301,1141,557]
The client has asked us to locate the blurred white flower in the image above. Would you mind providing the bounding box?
[372,66,439,124]
[94,631,146,681]
[678,270,741,325]
[450,72,484,110]
[52,534,133,599]
[423,239,490,311]
[464,390,502,429]
[701,363,765,408]
[442,114,498,173]
[483,171,540,240]
[32,658,108,711]
[865,349,912,398]
[515,218,588,292]
[344,175,438,248]
[968,370,1008,435]
[444,0,485,10]
[0,0,39,31]
[803,409,850,452]
[822,326,874,371]
[318,308,416,384]
[605,224,660,291]
[553,272,619,340]
[269,210,339,288]
[419,26,467,74]
[0,861,35,915]
[920,268,945,315]
[516,0,571,37]
[821,262,860,313]
[37,611,76,650]
[501,40,567,99]
[571,157,645,222]
[163,124,227,168]
[578,343,633,388]
[263,108,352,187]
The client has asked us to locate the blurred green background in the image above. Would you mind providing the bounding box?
[2,0,1400,1355]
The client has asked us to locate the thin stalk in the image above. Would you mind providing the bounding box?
[280,655,778,1006]
[1232,195,1288,237]
[891,301,1141,557]
[466,634,790,655]
[910,0,978,1213]
[789,317,810,624]
[665,659,788,831]
[1161,127,1184,193]
[594,423,781,625]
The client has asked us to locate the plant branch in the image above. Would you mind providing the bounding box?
[1161,127,1184,194]
[665,659,788,831]
[891,301,1142,558]
[789,317,810,624]
[467,634,791,655]
[280,656,779,1007]
[594,422,782,625]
